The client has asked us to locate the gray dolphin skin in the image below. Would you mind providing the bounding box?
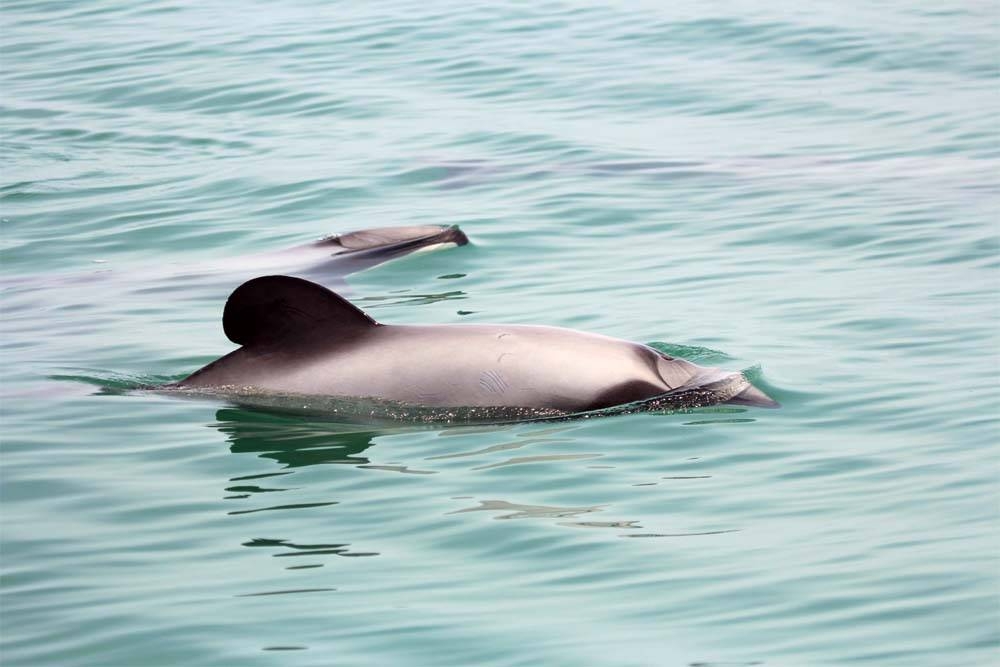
[174,275,779,422]
[233,223,470,279]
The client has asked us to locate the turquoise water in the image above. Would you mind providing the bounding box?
[3,1,998,665]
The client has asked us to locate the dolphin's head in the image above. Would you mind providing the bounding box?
[654,352,779,408]
[725,383,780,408]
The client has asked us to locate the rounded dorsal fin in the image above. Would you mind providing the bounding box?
[223,275,378,347]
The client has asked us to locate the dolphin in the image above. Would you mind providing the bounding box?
[172,275,778,422]
[0,223,469,294]
[203,223,469,282]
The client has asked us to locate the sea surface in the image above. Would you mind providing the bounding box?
[2,1,998,665]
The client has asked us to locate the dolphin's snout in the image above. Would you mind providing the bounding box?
[653,352,779,409]
[726,383,780,409]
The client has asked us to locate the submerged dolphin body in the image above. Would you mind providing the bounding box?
[0,223,469,295]
[217,223,470,281]
[174,275,778,421]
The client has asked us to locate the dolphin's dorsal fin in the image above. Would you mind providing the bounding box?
[223,275,378,346]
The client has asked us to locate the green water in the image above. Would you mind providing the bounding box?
[2,1,998,665]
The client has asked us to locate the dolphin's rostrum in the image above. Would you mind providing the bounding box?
[174,275,778,422]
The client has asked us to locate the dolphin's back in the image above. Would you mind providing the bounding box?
[311,323,670,411]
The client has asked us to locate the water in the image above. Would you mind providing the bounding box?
[2,1,998,665]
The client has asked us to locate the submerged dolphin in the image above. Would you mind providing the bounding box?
[173,275,778,421]
[0,223,469,294]
[208,223,469,281]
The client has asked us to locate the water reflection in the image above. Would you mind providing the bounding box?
[214,406,582,471]
[235,588,336,598]
[215,407,378,468]
[214,408,390,575]
[227,501,338,516]
[243,537,377,559]
[211,405,710,574]
[449,499,605,521]
[449,499,642,531]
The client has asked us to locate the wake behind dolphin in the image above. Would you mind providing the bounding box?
[168,274,778,423]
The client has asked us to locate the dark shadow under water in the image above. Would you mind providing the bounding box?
[216,406,379,468]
